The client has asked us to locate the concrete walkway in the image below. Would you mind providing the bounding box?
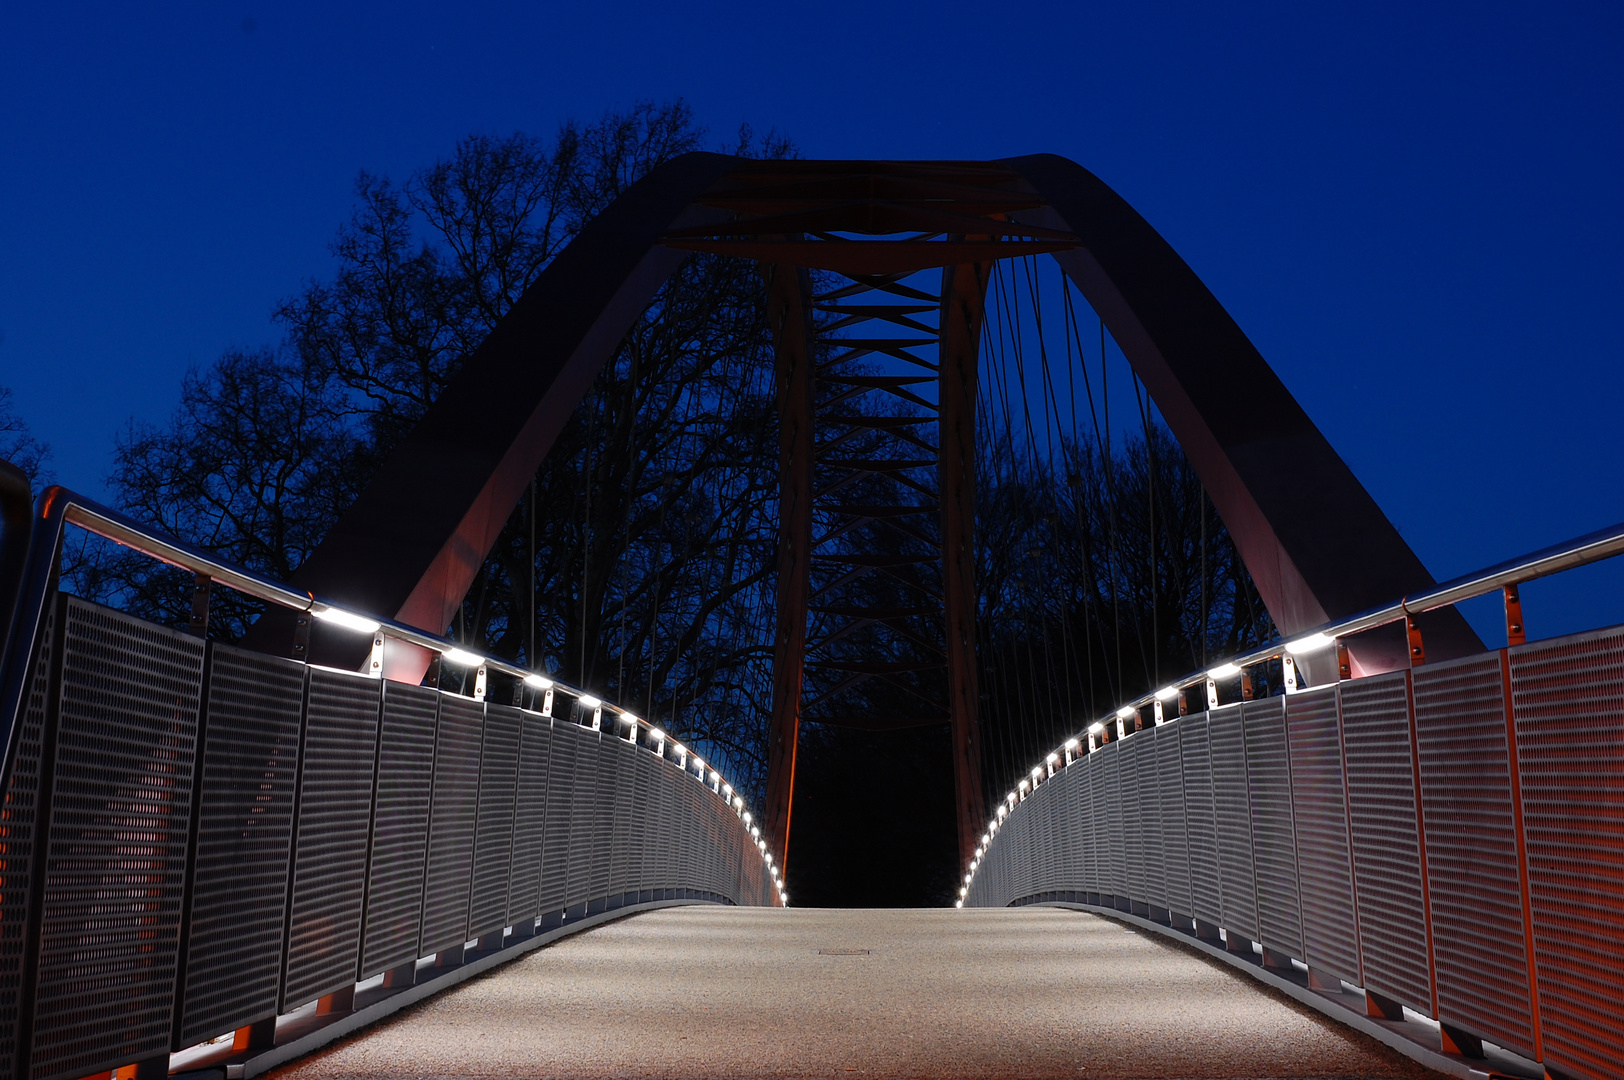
[271,906,1440,1079]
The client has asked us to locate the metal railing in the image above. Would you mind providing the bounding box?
[965,519,1624,1080]
[0,481,785,1080]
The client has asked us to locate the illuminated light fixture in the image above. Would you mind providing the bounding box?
[1155,685,1179,701]
[750,826,760,838]
[1287,632,1334,655]
[1064,738,1079,749]
[621,713,639,725]
[314,607,381,634]
[1088,722,1104,734]
[743,812,752,825]
[524,673,553,689]
[1208,662,1242,679]
[1018,780,1030,792]
[723,784,733,799]
[1115,705,1135,719]
[579,694,602,708]
[1046,753,1059,763]
[693,757,705,771]
[442,647,483,667]
[1030,767,1043,779]
[709,771,720,785]
[955,900,963,908]
[671,742,686,756]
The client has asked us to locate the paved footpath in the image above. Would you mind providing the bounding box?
[271,906,1441,1079]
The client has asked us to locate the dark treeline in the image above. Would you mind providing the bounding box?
[44,101,1274,904]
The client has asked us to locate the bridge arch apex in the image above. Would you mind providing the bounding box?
[251,151,1478,683]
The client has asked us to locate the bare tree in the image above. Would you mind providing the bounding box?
[0,386,51,486]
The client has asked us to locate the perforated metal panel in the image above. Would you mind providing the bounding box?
[280,668,379,1012]
[418,695,481,956]
[178,645,303,1046]
[28,597,202,1080]
[1180,714,1222,926]
[1340,671,1433,1016]
[1511,625,1624,1080]
[1413,651,1536,1056]
[1099,742,1126,900]
[1209,704,1258,941]
[607,738,634,901]
[589,735,613,905]
[507,711,552,925]
[469,704,520,936]
[359,682,437,977]
[1156,723,1192,920]
[1120,736,1145,904]
[1137,733,1167,911]
[0,606,52,1080]
[1244,697,1304,959]
[633,751,656,898]
[652,759,674,896]
[1055,765,1080,892]
[538,719,573,918]
[561,724,595,911]
[1284,686,1360,985]
[1077,757,1097,894]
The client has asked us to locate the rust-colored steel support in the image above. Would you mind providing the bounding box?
[1406,613,1426,666]
[1504,583,1526,647]
[763,261,815,866]
[939,261,990,867]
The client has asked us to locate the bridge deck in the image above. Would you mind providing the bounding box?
[270,906,1438,1079]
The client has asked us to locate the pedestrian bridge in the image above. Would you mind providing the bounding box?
[3,154,1622,1080]
[3,478,1616,1080]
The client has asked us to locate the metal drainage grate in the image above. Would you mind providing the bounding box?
[817,949,872,956]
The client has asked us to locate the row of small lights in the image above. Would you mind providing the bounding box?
[955,631,1339,907]
[311,605,789,905]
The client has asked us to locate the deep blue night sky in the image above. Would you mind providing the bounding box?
[2,1,1620,642]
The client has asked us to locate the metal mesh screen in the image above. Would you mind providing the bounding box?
[1243,697,1304,958]
[1511,625,1624,1080]
[562,724,595,912]
[1076,754,1096,894]
[589,735,613,905]
[538,720,574,918]
[359,682,437,978]
[0,606,53,1080]
[608,738,634,901]
[508,711,552,925]
[1340,670,1433,1015]
[280,668,380,1012]
[178,645,303,1046]
[1413,650,1537,1057]
[1180,714,1222,926]
[469,704,520,937]
[1120,737,1145,904]
[1156,724,1191,920]
[656,760,676,894]
[1099,742,1126,900]
[633,749,656,898]
[419,695,481,956]
[1284,686,1360,985]
[28,597,202,1080]
[1209,704,1258,942]
[1138,734,1167,911]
